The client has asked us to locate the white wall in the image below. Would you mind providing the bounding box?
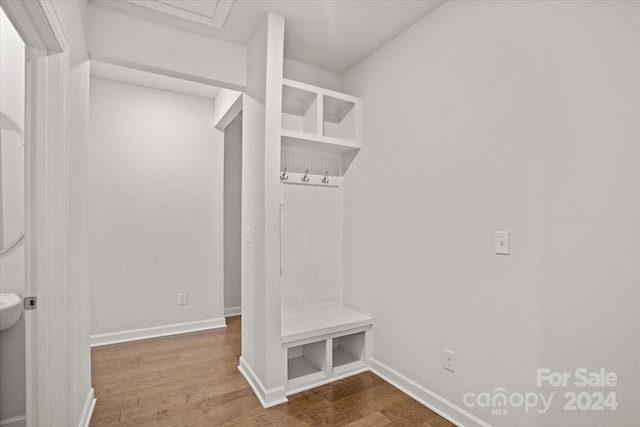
[342,1,640,426]
[283,58,342,92]
[224,120,242,312]
[89,78,224,337]
[0,8,26,424]
[87,3,246,90]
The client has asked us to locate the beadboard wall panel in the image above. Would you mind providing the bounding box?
[281,149,340,177]
[281,182,341,308]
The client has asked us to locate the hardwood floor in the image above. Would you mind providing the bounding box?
[90,316,455,426]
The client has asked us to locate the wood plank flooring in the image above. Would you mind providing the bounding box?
[90,316,455,426]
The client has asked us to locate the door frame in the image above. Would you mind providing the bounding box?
[1,1,69,425]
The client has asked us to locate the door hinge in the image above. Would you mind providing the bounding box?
[24,296,37,310]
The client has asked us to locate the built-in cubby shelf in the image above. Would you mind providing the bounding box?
[281,304,372,395]
[281,129,360,154]
[278,79,367,397]
[333,332,365,372]
[287,340,327,382]
[281,78,361,161]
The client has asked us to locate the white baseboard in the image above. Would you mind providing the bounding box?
[78,387,96,427]
[285,366,370,396]
[371,358,491,427]
[90,318,226,347]
[238,356,288,408]
[0,414,26,427]
[224,306,241,317]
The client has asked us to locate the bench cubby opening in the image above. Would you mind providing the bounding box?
[332,331,366,369]
[287,340,326,381]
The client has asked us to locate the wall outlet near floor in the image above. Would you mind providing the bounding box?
[444,349,456,373]
[178,293,188,306]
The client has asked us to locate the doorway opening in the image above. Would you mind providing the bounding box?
[223,112,242,318]
[0,7,27,427]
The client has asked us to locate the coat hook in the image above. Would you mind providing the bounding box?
[322,171,329,184]
[302,170,309,183]
[280,167,288,181]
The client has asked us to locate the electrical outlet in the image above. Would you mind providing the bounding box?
[178,293,188,306]
[444,349,456,373]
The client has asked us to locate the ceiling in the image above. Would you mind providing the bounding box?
[125,0,234,29]
[90,0,445,73]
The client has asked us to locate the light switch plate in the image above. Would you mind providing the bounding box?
[244,226,252,243]
[495,231,510,255]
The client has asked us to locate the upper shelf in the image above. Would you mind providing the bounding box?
[281,129,360,154]
[281,78,362,154]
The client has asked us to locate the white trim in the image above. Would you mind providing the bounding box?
[35,0,68,51]
[90,318,226,347]
[238,357,288,408]
[214,91,242,130]
[0,415,26,427]
[0,0,68,52]
[285,366,369,397]
[371,358,491,427]
[3,2,77,426]
[224,306,241,317]
[77,388,96,427]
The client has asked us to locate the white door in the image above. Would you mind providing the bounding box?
[2,1,72,425]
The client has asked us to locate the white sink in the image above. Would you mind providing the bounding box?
[0,293,23,331]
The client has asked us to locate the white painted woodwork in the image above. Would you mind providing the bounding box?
[0,0,69,52]
[281,180,342,309]
[237,13,286,408]
[280,149,340,177]
[281,129,360,155]
[278,76,367,395]
[213,89,242,130]
[3,2,97,425]
[287,340,325,379]
[281,304,372,345]
[281,78,361,146]
[280,78,362,175]
[332,332,366,374]
[280,304,372,394]
[323,97,356,141]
